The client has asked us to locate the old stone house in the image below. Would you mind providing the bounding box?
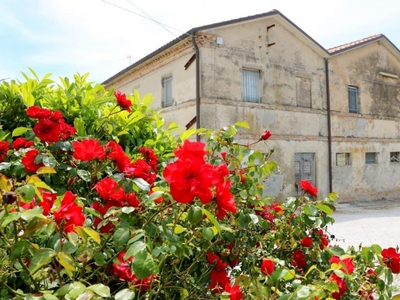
[104,10,400,202]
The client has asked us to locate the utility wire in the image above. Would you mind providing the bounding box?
[100,0,193,40]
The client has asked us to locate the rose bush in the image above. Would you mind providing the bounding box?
[0,70,399,299]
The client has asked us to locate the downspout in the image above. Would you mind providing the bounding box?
[325,58,333,193]
[191,31,201,142]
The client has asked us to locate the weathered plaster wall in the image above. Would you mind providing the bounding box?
[329,41,400,202]
[197,17,329,198]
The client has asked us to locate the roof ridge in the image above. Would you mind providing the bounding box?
[327,34,384,53]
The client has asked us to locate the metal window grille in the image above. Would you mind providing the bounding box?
[242,69,260,103]
[390,152,400,163]
[163,76,172,107]
[336,153,351,166]
[348,86,358,113]
[365,152,377,164]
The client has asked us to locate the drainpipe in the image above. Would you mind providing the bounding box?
[191,31,201,142]
[325,58,333,193]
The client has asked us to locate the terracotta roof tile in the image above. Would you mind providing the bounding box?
[327,34,383,54]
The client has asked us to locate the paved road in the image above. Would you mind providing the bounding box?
[328,199,400,249]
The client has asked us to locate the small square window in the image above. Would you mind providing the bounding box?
[365,152,378,164]
[162,76,172,107]
[348,86,359,113]
[336,153,351,166]
[242,69,260,103]
[390,152,400,163]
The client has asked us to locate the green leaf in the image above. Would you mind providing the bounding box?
[115,289,135,300]
[133,178,150,191]
[12,127,30,137]
[296,286,311,298]
[202,208,221,234]
[20,206,43,221]
[82,227,101,245]
[371,244,382,254]
[29,248,55,274]
[132,250,155,279]
[16,184,35,202]
[0,162,12,171]
[42,156,57,168]
[316,204,333,215]
[37,167,57,174]
[271,268,288,283]
[43,294,59,300]
[125,241,146,258]
[303,204,318,216]
[179,288,189,299]
[10,240,32,260]
[329,246,345,257]
[74,118,86,136]
[77,169,91,182]
[173,225,186,234]
[67,282,86,299]
[179,128,196,141]
[113,227,130,245]
[234,121,250,129]
[188,205,202,225]
[86,284,110,297]
[1,212,21,227]
[202,227,214,241]
[56,252,76,278]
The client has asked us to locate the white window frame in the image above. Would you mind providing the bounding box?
[348,86,359,113]
[162,76,172,107]
[242,69,260,103]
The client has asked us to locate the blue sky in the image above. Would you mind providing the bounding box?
[1,0,400,84]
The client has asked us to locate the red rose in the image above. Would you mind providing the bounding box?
[111,251,155,290]
[210,268,230,294]
[330,273,347,299]
[72,139,106,161]
[12,137,33,150]
[53,191,85,233]
[293,249,307,269]
[123,159,156,184]
[0,141,9,163]
[382,247,400,273]
[21,190,56,216]
[163,142,220,204]
[33,118,62,143]
[27,106,52,119]
[330,255,355,274]
[261,130,272,140]
[300,236,313,248]
[140,147,158,171]
[215,180,237,220]
[21,149,44,173]
[95,177,126,202]
[225,284,243,300]
[261,258,275,275]
[105,141,131,172]
[114,90,132,112]
[91,200,123,233]
[299,180,318,197]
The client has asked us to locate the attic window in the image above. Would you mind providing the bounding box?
[184,54,196,70]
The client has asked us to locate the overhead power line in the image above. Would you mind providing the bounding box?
[100,0,193,40]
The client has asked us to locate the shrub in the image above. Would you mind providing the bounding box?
[0,71,398,299]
